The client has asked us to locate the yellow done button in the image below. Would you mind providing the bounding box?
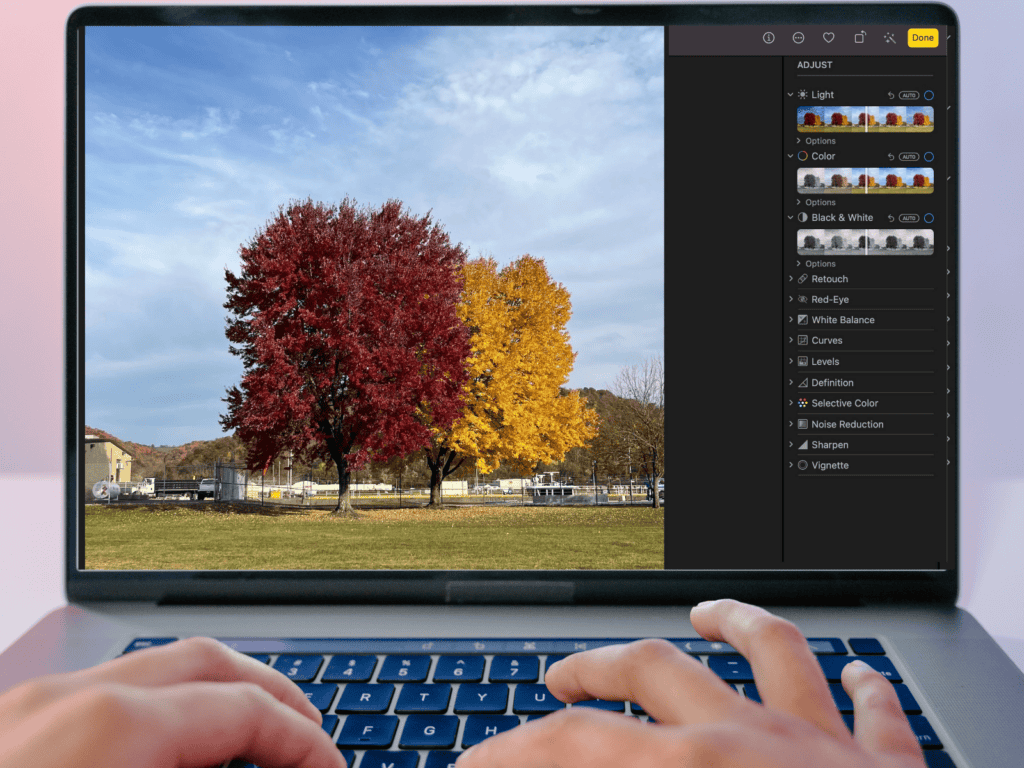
[908,28,939,47]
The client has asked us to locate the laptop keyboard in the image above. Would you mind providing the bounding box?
[122,637,958,768]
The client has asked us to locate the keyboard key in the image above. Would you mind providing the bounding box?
[924,752,957,768]
[840,700,928,731]
[462,715,521,747]
[513,683,566,714]
[893,684,922,714]
[806,638,848,655]
[322,654,377,682]
[360,750,419,768]
[321,714,338,737]
[272,655,324,682]
[708,655,754,683]
[742,683,761,704]
[908,715,942,749]
[629,701,646,714]
[849,638,885,655]
[543,654,568,679]
[123,638,177,653]
[396,683,452,713]
[336,683,395,713]
[489,655,539,682]
[454,684,510,713]
[425,751,463,768]
[830,681,918,714]
[247,654,270,665]
[433,656,485,682]
[829,683,853,713]
[399,715,460,749]
[378,655,432,682]
[336,714,399,749]
[296,683,338,713]
[572,699,626,712]
[819,655,902,683]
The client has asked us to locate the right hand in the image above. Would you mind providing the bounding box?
[456,599,927,768]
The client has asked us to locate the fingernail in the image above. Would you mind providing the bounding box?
[847,659,869,670]
[457,746,475,764]
[695,600,717,607]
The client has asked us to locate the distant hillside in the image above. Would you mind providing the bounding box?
[85,385,633,484]
[84,426,214,480]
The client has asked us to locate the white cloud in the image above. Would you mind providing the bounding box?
[85,25,664,440]
[86,349,227,379]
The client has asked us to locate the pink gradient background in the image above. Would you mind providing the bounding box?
[2,0,1023,673]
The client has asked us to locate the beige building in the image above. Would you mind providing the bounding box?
[84,436,133,494]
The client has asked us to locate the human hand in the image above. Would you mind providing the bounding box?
[456,599,926,768]
[0,636,346,768]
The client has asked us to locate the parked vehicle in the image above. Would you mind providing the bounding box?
[140,478,202,499]
[197,478,217,500]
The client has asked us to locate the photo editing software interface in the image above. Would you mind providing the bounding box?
[667,24,956,571]
[80,20,955,573]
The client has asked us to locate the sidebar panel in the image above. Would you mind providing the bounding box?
[665,55,782,569]
[784,55,950,568]
[665,25,955,570]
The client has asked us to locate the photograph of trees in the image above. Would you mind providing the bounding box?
[83,25,665,569]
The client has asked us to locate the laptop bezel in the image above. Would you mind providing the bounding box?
[65,3,960,606]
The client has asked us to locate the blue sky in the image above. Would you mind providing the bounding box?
[84,25,665,445]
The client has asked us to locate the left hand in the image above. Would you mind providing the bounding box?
[0,636,347,768]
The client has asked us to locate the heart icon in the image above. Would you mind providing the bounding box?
[823,32,835,42]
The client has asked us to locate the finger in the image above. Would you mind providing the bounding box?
[690,599,849,739]
[455,707,691,768]
[40,681,347,768]
[543,638,745,726]
[843,660,925,765]
[70,637,322,724]
[149,682,346,768]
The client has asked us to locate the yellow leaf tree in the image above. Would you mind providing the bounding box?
[424,255,599,505]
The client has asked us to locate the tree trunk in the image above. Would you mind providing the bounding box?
[428,460,443,507]
[425,446,464,508]
[652,472,662,509]
[328,448,357,517]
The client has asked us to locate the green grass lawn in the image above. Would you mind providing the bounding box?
[84,503,664,570]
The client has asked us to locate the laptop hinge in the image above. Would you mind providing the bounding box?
[445,580,575,604]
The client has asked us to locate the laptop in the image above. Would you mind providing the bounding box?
[1,2,1021,767]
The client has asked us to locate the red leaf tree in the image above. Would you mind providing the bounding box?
[220,198,470,515]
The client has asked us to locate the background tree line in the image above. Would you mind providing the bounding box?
[89,362,664,501]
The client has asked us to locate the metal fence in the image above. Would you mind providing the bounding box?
[108,461,659,508]
[225,479,655,509]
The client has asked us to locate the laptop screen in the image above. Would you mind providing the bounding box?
[71,5,958,590]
